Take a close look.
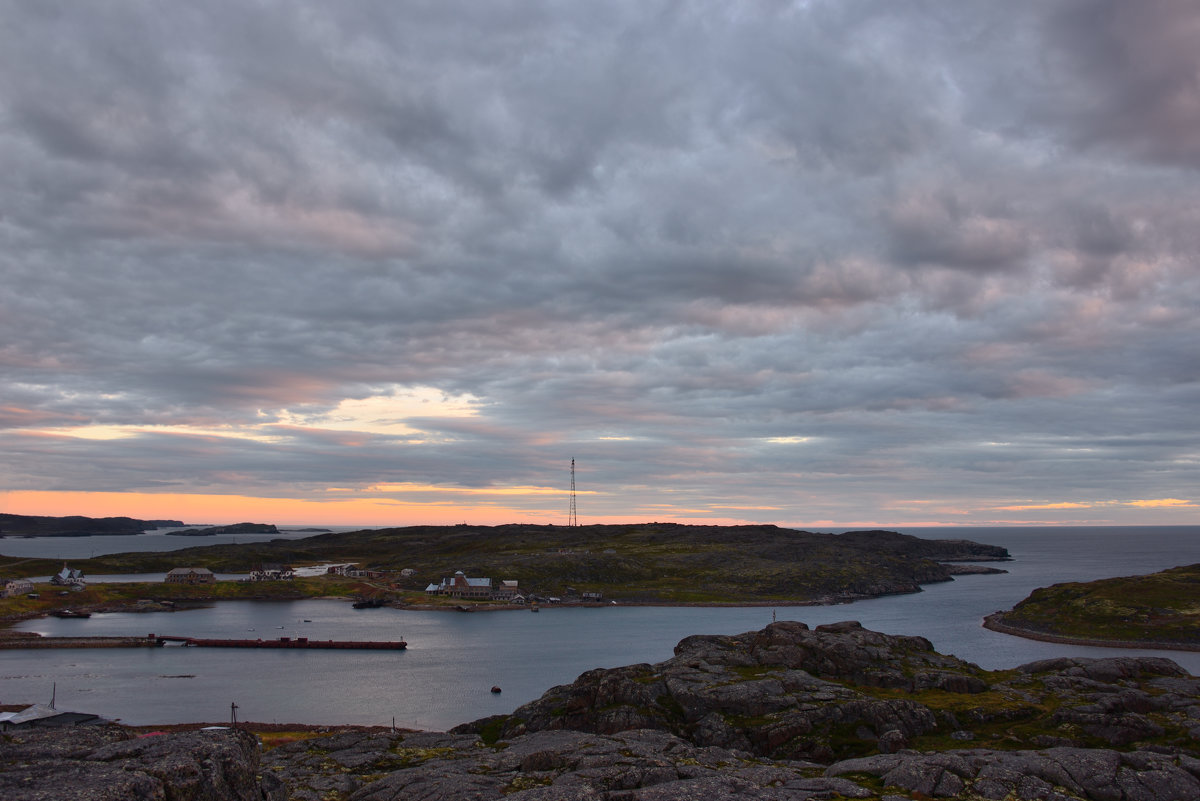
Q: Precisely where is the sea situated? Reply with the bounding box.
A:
[2,525,1199,731]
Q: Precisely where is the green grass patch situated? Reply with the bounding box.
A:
[1003,564,1200,645]
[2,522,1008,607]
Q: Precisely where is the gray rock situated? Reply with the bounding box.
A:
[10,623,1200,801]
[826,746,1200,801]
[0,726,262,801]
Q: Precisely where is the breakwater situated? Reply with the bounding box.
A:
[0,633,407,650]
[152,634,407,649]
[0,635,156,649]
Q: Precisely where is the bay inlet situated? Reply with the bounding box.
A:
[4,525,1199,730]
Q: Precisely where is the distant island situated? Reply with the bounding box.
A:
[0,513,186,538]
[986,563,1200,651]
[165,523,281,537]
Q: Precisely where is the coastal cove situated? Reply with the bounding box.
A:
[3,525,1200,730]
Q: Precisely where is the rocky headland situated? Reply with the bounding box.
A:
[987,564,1200,651]
[7,621,1200,800]
[0,513,186,538]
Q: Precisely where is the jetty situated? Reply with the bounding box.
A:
[149,634,407,650]
[0,633,406,650]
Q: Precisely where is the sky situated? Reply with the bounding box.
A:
[1,0,1198,529]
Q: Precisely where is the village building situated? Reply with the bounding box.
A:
[250,563,295,581]
[425,570,492,598]
[492,580,520,601]
[0,704,102,732]
[50,565,85,587]
[164,567,216,585]
[325,564,367,577]
[1,577,34,598]
[582,591,604,602]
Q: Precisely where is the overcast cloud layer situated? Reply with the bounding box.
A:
[1,0,1198,527]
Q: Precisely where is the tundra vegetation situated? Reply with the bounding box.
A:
[1,523,1008,618]
[995,563,1200,647]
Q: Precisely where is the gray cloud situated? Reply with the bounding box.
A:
[1,0,1197,526]
[1042,0,1200,167]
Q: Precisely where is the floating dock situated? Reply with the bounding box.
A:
[149,634,406,650]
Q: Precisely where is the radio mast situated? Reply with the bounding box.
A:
[568,459,578,526]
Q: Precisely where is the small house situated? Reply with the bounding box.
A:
[50,565,85,587]
[250,563,295,581]
[0,704,102,732]
[1,577,34,598]
[492,580,520,600]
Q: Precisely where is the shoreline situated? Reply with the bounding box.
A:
[0,595,880,649]
[982,611,1200,653]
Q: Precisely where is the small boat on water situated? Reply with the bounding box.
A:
[50,609,91,619]
[530,602,539,613]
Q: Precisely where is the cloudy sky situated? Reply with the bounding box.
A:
[2,0,1198,529]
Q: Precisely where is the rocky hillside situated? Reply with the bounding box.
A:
[6,622,1200,800]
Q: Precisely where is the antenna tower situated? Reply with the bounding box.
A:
[568,459,578,526]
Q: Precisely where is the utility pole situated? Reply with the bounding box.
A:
[568,459,578,527]
[231,702,239,728]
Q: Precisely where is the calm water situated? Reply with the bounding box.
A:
[3,526,1200,730]
[0,526,365,560]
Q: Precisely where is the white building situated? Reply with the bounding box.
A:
[50,565,85,587]
[250,563,295,581]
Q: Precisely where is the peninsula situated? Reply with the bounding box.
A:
[0,523,1008,615]
[0,513,185,538]
[986,563,1200,651]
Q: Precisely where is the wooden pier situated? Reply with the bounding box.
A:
[149,634,407,650]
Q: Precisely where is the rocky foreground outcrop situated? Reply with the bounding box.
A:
[0,725,264,800]
[7,621,1200,800]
